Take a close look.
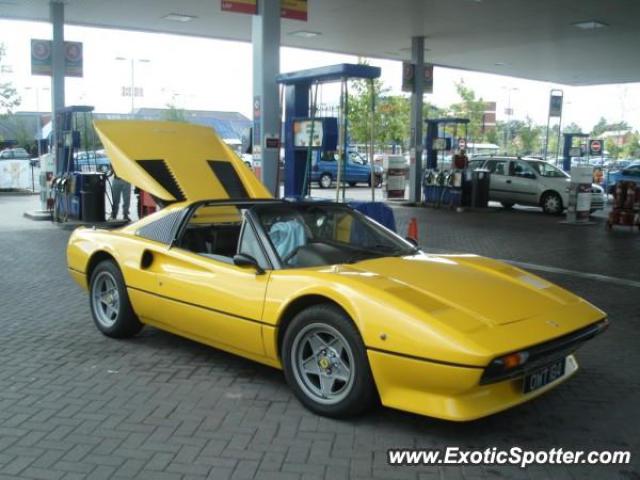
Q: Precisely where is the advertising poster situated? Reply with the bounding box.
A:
[31,39,83,77]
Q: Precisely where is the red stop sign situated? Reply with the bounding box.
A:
[590,140,602,154]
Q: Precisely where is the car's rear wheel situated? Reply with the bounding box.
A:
[89,260,142,338]
[541,191,563,215]
[348,181,357,187]
[501,202,514,209]
[319,173,332,189]
[282,304,376,418]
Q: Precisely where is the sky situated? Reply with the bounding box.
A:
[1,18,639,133]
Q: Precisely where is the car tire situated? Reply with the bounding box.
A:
[282,304,376,418]
[541,191,563,215]
[348,181,357,187]
[501,202,515,209]
[89,260,142,338]
[319,173,332,189]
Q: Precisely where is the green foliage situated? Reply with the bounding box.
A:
[0,114,36,149]
[562,122,582,134]
[163,103,188,123]
[377,95,410,147]
[448,80,487,141]
[620,132,640,158]
[516,117,542,155]
[342,68,638,160]
[591,117,631,137]
[347,74,389,149]
[0,44,21,114]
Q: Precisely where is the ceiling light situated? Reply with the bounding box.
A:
[572,20,608,30]
[162,13,197,22]
[289,30,321,38]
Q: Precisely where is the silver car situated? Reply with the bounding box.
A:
[469,156,605,214]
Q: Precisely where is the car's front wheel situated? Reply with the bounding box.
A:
[541,191,563,215]
[319,173,332,189]
[501,201,514,209]
[89,259,142,338]
[282,304,376,418]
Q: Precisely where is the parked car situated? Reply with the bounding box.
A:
[74,150,111,173]
[602,161,640,193]
[311,151,383,188]
[468,156,605,214]
[0,147,30,160]
[603,159,633,171]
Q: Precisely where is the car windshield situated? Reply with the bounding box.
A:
[252,203,417,268]
[527,161,569,178]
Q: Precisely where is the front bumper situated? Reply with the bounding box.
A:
[368,349,579,422]
[368,318,607,421]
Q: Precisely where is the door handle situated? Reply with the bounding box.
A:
[506,179,512,184]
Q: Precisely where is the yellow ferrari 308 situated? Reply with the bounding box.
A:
[67,120,608,421]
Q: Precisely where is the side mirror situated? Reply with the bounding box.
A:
[233,253,265,275]
[405,236,419,248]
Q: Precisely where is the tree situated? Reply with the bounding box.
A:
[620,131,640,158]
[563,122,582,134]
[448,80,487,142]
[591,117,609,137]
[515,116,542,155]
[163,103,187,123]
[377,95,410,149]
[0,44,20,114]
[347,74,389,149]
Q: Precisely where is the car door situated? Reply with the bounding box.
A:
[146,209,270,357]
[348,152,370,183]
[508,160,540,205]
[315,152,338,178]
[484,159,510,202]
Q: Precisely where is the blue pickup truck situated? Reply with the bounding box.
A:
[310,151,383,188]
[603,160,640,193]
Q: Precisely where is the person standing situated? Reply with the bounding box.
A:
[110,174,131,221]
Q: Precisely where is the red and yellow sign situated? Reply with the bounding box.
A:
[221,0,307,21]
[221,0,256,15]
[281,0,307,20]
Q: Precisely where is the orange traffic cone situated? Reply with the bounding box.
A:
[407,217,418,242]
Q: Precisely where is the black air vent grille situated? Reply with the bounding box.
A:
[137,159,185,201]
[208,160,249,199]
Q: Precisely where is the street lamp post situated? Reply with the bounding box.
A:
[25,86,50,157]
[502,86,518,154]
[115,57,150,114]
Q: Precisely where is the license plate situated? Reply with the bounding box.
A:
[523,358,566,393]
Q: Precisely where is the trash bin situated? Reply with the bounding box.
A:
[79,173,105,222]
[471,168,490,208]
[461,169,473,207]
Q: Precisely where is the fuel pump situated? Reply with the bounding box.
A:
[51,106,107,223]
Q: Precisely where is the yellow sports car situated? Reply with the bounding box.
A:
[67,120,608,421]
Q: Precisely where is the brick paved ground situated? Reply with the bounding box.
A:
[0,193,638,479]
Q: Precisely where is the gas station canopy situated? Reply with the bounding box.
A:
[2,0,639,86]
